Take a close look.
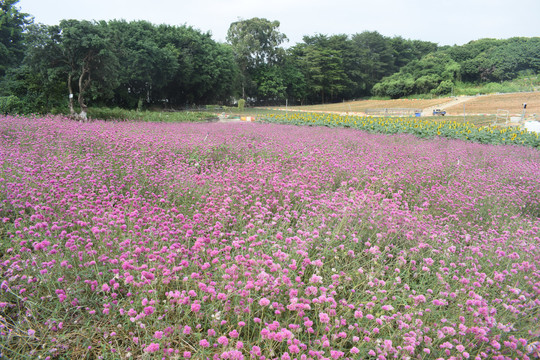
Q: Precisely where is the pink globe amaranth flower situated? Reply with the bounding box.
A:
[143,306,154,316]
[199,339,210,347]
[251,345,261,356]
[191,303,201,312]
[144,343,159,353]
[289,344,300,354]
[183,351,191,358]
[217,336,228,346]
[27,329,36,337]
[350,347,359,354]
[154,331,163,339]
[319,312,330,323]
[259,298,270,306]
[102,283,110,292]
[229,329,239,338]
[141,271,155,280]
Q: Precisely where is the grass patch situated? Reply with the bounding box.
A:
[87,107,217,122]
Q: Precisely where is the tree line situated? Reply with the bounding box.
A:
[373,37,540,98]
[1,0,539,116]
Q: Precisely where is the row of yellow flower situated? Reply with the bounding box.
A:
[262,113,539,148]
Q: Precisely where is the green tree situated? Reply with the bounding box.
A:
[293,35,355,103]
[491,38,540,81]
[155,25,238,106]
[0,0,32,77]
[253,64,286,101]
[226,18,287,99]
[372,75,415,99]
[389,37,438,69]
[1,23,66,113]
[414,74,441,94]
[374,52,460,97]
[29,20,120,119]
[281,55,307,104]
[351,31,396,90]
[303,45,348,103]
[432,79,453,95]
[107,20,178,109]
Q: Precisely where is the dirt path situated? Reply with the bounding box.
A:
[421,96,474,116]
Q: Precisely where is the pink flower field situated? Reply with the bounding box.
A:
[1,115,540,360]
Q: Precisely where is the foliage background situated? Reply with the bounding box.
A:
[0,1,539,113]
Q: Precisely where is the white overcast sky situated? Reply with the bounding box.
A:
[17,0,540,47]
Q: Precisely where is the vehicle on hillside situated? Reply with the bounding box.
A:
[433,109,446,116]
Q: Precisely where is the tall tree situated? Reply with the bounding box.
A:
[292,35,351,103]
[226,17,287,99]
[107,20,178,109]
[3,23,66,112]
[31,20,120,119]
[351,31,396,90]
[253,64,286,101]
[0,0,32,77]
[155,25,238,106]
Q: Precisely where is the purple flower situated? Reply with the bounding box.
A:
[217,336,228,346]
[144,343,159,353]
[319,312,330,323]
[199,339,210,347]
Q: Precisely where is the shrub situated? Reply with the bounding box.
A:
[237,99,246,112]
[0,96,23,114]
[432,80,453,95]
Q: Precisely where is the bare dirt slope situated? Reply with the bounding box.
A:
[422,96,474,116]
[282,92,540,117]
[443,92,540,116]
[288,98,455,114]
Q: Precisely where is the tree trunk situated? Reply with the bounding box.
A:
[67,73,75,115]
[77,93,87,121]
[78,66,90,121]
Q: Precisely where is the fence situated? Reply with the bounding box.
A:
[365,108,422,116]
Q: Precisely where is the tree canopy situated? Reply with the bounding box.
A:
[0,9,538,114]
[226,17,288,99]
[374,37,540,98]
[0,0,32,77]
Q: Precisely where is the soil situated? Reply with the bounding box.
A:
[443,92,540,117]
[287,98,455,114]
[280,92,540,118]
